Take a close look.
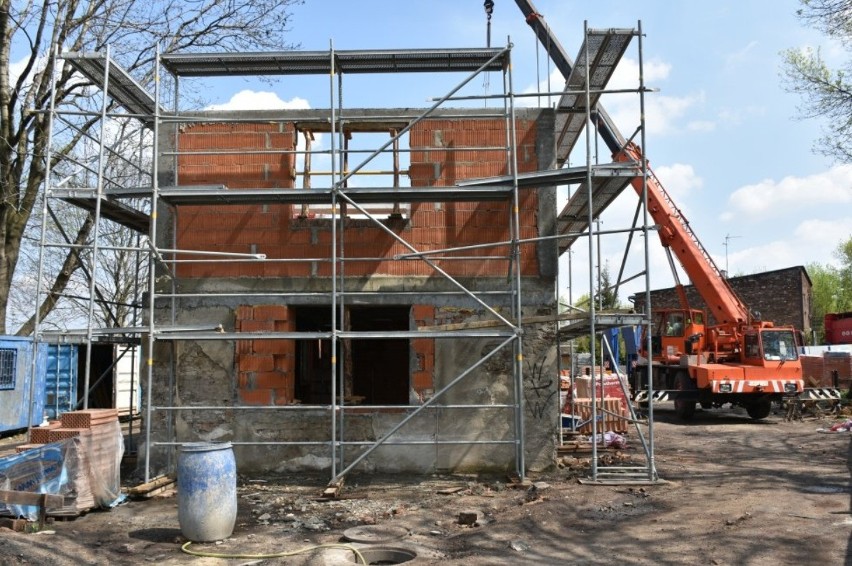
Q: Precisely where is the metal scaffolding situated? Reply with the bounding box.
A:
[510,14,659,482]
[39,42,540,484]
[35,18,659,486]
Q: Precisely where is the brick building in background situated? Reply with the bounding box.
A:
[633,266,852,389]
[148,108,560,474]
[632,266,813,337]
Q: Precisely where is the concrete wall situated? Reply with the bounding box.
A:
[145,108,559,476]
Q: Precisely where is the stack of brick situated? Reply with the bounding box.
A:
[24,409,123,514]
[573,373,631,414]
[15,421,63,450]
[570,398,629,434]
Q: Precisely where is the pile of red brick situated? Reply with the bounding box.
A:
[19,409,123,514]
[569,398,629,434]
[20,408,119,448]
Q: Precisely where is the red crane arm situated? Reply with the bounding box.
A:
[616,144,751,327]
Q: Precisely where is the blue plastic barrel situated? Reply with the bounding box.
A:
[177,441,237,541]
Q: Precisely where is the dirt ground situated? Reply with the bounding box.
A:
[1,404,851,566]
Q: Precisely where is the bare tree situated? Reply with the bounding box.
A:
[1,0,303,334]
[783,0,852,162]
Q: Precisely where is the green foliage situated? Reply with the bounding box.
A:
[783,1,852,162]
[561,265,626,358]
[808,235,852,342]
[836,237,852,296]
[598,263,620,310]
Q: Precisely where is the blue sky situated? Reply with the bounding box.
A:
[139,1,852,302]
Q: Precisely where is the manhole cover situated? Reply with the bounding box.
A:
[342,525,411,544]
[346,546,417,565]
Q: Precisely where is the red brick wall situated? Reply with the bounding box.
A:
[174,116,542,279]
[408,118,540,277]
[801,352,852,389]
[411,305,436,397]
[176,122,297,278]
[235,305,295,405]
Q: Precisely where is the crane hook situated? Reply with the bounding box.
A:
[484,0,495,47]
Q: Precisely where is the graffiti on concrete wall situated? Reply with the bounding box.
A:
[524,354,555,420]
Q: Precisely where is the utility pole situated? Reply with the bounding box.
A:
[723,233,740,277]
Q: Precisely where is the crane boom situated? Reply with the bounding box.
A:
[616,146,750,326]
[514,0,750,327]
[511,1,833,420]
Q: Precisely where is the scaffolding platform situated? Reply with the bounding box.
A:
[555,28,635,164]
[53,189,150,233]
[63,52,163,125]
[160,48,508,77]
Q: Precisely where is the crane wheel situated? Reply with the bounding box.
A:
[674,372,697,421]
[746,398,772,420]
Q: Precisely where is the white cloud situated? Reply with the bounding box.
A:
[653,163,703,200]
[793,217,852,249]
[206,90,310,111]
[724,164,852,218]
[727,216,852,276]
[606,86,706,138]
[603,57,709,136]
[608,57,671,89]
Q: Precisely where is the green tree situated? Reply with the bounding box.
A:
[807,236,852,342]
[836,236,852,301]
[808,262,842,343]
[1,0,303,334]
[564,265,625,359]
[597,263,620,310]
[782,0,852,162]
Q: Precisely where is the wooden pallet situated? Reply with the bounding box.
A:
[0,490,66,530]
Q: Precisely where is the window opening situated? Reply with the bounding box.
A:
[0,348,17,390]
[762,330,797,361]
[297,127,411,220]
[664,312,685,337]
[293,305,410,405]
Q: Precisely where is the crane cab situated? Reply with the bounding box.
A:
[642,308,706,364]
[742,328,799,366]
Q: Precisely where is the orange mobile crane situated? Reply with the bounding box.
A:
[515,0,810,419]
[616,146,803,420]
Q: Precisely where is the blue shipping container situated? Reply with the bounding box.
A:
[44,343,79,420]
[0,337,48,433]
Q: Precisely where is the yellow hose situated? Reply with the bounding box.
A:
[180,540,368,563]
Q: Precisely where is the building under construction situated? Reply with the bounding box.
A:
[35,7,657,486]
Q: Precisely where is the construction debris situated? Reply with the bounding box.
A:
[817,419,852,433]
[126,475,176,499]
